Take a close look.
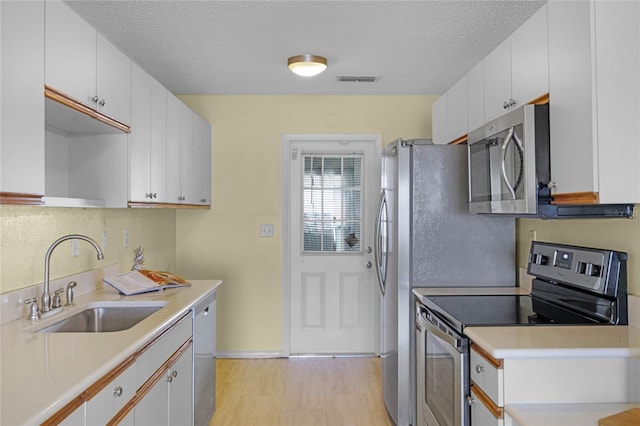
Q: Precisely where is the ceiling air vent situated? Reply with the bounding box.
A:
[337,76,378,83]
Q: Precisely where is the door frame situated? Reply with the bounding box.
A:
[281,134,382,357]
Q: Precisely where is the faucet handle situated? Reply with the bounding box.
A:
[65,281,77,307]
[52,289,64,309]
[24,298,40,321]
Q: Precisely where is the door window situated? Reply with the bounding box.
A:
[302,155,362,253]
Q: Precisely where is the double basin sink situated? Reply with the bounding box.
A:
[27,301,168,333]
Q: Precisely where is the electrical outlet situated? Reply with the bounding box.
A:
[260,224,275,238]
[71,240,79,257]
[102,231,108,251]
[124,229,129,248]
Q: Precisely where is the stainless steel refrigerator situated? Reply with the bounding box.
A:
[375,139,515,426]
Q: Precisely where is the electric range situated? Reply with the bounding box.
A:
[424,241,628,333]
[415,241,628,426]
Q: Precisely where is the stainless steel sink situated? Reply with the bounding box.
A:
[36,303,165,333]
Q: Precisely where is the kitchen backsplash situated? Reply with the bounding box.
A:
[0,264,119,325]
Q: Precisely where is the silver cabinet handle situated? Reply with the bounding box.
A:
[113,386,123,397]
[467,395,476,406]
[365,261,372,269]
[91,96,99,104]
[365,246,372,254]
[503,101,510,109]
[476,364,485,374]
[166,370,178,382]
[99,99,106,107]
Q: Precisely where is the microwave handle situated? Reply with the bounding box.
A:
[500,127,524,199]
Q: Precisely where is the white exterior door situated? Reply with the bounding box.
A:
[284,135,381,355]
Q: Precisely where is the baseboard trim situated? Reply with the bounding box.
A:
[216,351,285,359]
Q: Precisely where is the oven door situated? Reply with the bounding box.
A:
[420,307,469,426]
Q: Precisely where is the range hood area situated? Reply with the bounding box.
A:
[43,95,129,208]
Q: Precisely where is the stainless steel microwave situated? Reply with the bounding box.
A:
[468,104,551,215]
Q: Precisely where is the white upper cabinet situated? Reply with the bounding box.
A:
[483,38,513,122]
[431,94,447,145]
[432,4,548,144]
[432,76,468,145]
[484,4,549,122]
[467,61,485,133]
[548,0,640,204]
[510,4,549,111]
[130,64,167,203]
[191,113,213,206]
[45,0,131,125]
[166,93,183,204]
[1,0,45,200]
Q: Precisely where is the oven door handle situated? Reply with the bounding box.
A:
[425,319,464,351]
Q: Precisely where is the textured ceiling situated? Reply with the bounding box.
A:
[66,0,546,96]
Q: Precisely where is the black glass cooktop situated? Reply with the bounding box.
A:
[424,294,604,334]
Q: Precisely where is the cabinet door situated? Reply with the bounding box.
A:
[85,364,136,425]
[130,63,152,202]
[150,78,168,202]
[592,0,640,203]
[431,94,447,145]
[96,33,131,124]
[1,0,45,197]
[179,103,194,204]
[166,93,183,204]
[467,61,485,132]
[59,404,85,426]
[446,76,468,143]
[510,4,548,107]
[548,0,597,195]
[135,376,169,426]
[190,113,212,205]
[483,38,512,122]
[168,345,193,426]
[45,0,96,106]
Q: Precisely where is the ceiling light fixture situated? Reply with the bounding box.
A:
[287,54,327,77]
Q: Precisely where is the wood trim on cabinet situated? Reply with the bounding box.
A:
[128,201,210,209]
[107,339,193,426]
[449,134,468,145]
[552,192,599,205]
[471,382,504,419]
[40,356,137,426]
[471,343,503,369]
[44,85,131,133]
[528,92,550,105]
[41,311,192,425]
[0,192,44,205]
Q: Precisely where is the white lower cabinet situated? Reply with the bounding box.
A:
[43,313,193,426]
[134,344,193,426]
[85,364,137,425]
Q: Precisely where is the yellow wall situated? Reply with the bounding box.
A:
[0,205,176,293]
[176,95,437,353]
[517,215,640,296]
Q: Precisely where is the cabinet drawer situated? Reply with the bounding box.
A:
[136,313,192,388]
[470,346,504,406]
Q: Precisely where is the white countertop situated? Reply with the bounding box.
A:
[507,403,640,426]
[465,325,640,359]
[0,279,221,426]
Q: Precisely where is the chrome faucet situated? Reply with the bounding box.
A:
[42,234,104,313]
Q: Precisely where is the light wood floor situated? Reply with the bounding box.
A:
[209,357,394,426]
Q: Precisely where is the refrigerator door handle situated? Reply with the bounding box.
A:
[374,190,387,295]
